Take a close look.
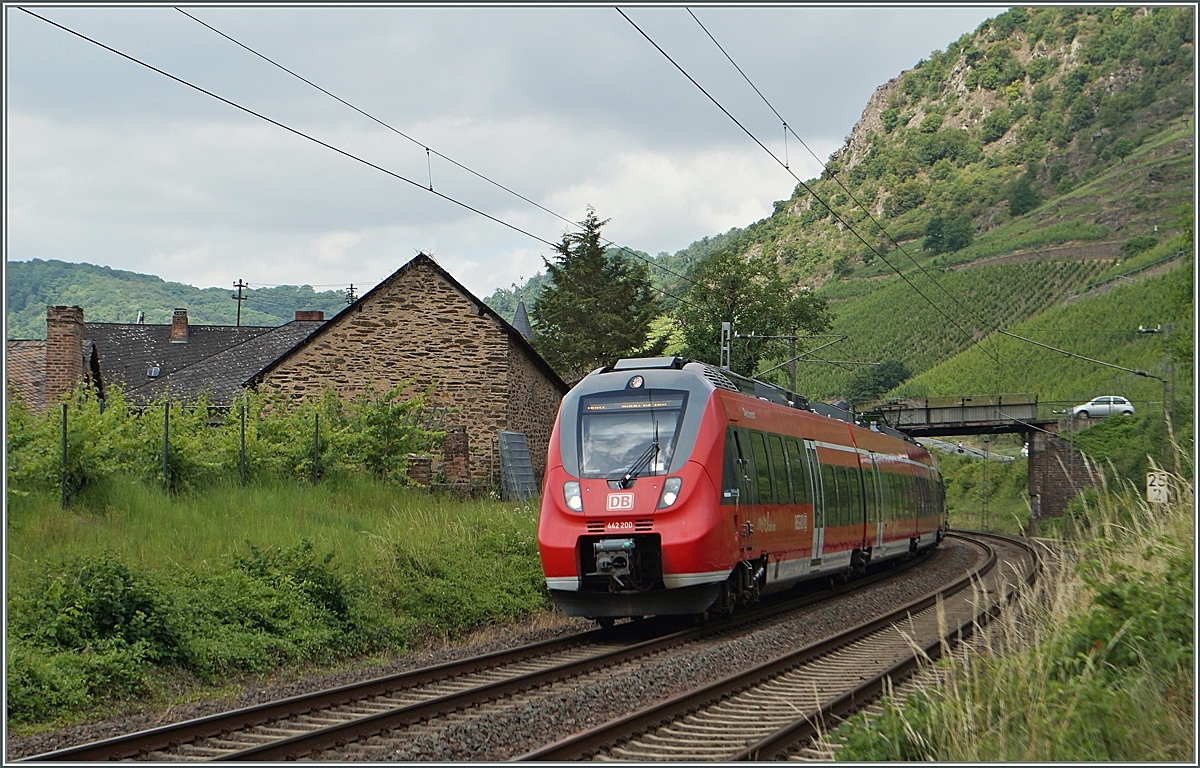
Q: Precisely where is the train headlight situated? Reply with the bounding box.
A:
[658,477,683,509]
[563,481,583,512]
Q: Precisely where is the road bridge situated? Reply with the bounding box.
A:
[865,394,1057,438]
[863,394,1093,523]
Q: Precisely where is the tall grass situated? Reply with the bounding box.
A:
[5,477,548,727]
[833,456,1194,761]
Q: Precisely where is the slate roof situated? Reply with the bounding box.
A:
[84,323,272,400]
[135,320,325,405]
[6,339,46,411]
[512,300,534,340]
[247,254,568,394]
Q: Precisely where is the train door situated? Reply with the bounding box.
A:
[868,457,884,550]
[804,440,824,564]
[731,428,755,555]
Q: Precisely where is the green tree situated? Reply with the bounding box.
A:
[1008,176,1041,216]
[676,250,830,375]
[944,214,976,252]
[846,359,911,405]
[924,216,946,253]
[529,209,662,378]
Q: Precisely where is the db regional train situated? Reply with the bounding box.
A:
[537,357,947,622]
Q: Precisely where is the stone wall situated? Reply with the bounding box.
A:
[1028,432,1099,519]
[257,256,561,487]
[506,336,563,485]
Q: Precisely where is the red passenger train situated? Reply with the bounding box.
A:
[537,357,947,621]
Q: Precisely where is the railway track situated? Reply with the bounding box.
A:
[20,545,953,762]
[518,531,1038,761]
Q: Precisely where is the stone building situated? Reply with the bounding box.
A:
[8,254,567,487]
[6,306,323,410]
[247,253,567,484]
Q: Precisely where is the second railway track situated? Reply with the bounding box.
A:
[520,531,1038,762]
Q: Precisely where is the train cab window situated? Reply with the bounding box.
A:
[750,431,774,504]
[822,463,840,525]
[769,435,791,503]
[787,439,812,506]
[578,389,687,478]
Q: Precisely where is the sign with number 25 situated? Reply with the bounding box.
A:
[1146,472,1169,504]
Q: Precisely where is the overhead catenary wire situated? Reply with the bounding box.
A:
[686,7,998,335]
[175,7,699,292]
[21,7,703,313]
[618,7,999,365]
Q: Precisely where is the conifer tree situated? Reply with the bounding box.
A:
[530,208,662,379]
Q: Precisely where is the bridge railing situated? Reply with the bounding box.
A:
[869,394,1039,427]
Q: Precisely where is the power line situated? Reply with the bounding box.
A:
[618,7,998,365]
[19,7,559,249]
[20,7,702,314]
[688,7,993,335]
[686,8,1137,373]
[175,7,698,292]
[682,7,1004,355]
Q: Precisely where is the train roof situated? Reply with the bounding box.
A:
[602,357,913,444]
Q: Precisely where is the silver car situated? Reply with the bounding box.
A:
[1072,396,1135,419]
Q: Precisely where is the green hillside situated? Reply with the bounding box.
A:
[491,7,1193,405]
[894,260,1192,407]
[6,260,349,339]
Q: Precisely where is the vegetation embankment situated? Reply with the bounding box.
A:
[833,458,1193,761]
[6,387,549,731]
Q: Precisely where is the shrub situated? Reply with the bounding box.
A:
[1122,235,1158,256]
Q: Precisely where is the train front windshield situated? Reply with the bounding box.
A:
[578,390,688,478]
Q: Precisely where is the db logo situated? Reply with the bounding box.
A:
[606,492,635,511]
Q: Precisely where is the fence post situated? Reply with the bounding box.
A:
[313,413,320,485]
[240,402,247,487]
[61,403,68,509]
[162,402,170,489]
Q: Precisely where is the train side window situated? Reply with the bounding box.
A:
[844,466,859,526]
[769,435,791,503]
[864,459,878,525]
[837,465,853,526]
[750,431,774,504]
[850,464,865,524]
[787,438,811,506]
[878,471,890,522]
[822,463,839,526]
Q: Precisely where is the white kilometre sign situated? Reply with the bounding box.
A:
[1146,471,1169,504]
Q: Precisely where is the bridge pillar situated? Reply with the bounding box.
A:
[1027,432,1099,520]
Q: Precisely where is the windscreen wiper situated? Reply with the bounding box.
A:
[613,422,659,489]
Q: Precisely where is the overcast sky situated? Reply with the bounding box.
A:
[6,5,1005,299]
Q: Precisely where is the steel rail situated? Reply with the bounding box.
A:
[208,550,940,761]
[19,628,610,762]
[516,533,1016,761]
[735,532,1038,760]
[21,545,942,762]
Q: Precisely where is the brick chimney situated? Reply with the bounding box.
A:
[45,305,85,404]
[294,310,325,321]
[170,308,189,343]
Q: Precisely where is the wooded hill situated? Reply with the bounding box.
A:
[6,260,349,340]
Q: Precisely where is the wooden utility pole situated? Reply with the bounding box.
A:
[232,279,247,326]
